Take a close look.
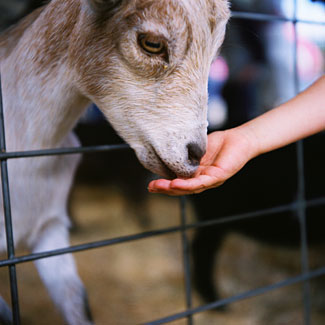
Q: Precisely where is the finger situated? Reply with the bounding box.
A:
[148,166,227,195]
[172,173,223,190]
[200,132,225,165]
[165,179,225,195]
[148,178,204,196]
[147,179,189,195]
[148,185,191,196]
[148,179,172,191]
[148,179,225,196]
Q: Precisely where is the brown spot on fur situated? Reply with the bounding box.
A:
[207,0,230,34]
[31,1,80,75]
[67,0,196,99]
[123,1,193,62]
[209,2,218,33]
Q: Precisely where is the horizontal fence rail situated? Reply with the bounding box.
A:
[144,266,325,325]
[1,196,325,268]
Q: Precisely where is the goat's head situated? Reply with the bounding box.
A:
[72,0,230,178]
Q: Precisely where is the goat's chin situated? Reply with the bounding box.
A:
[154,166,197,180]
[132,145,198,180]
[139,157,177,180]
[142,158,197,180]
[155,165,178,180]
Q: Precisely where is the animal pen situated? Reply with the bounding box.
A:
[0,0,325,324]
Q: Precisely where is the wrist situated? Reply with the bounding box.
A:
[230,123,262,160]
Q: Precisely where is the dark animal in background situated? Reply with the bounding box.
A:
[190,133,325,304]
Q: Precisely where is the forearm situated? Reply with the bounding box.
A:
[236,75,325,157]
[148,76,325,195]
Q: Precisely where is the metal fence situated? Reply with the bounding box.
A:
[1,2,325,324]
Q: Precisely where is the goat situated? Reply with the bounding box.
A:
[0,0,230,323]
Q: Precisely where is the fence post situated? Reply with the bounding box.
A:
[180,196,193,324]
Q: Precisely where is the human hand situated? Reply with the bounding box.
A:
[148,127,257,195]
[149,76,325,196]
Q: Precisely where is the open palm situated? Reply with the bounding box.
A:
[148,128,256,196]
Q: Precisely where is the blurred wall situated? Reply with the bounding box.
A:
[0,0,44,32]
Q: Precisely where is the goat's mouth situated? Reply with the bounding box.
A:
[152,148,177,180]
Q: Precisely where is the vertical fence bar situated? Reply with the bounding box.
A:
[0,74,21,325]
[292,2,311,324]
[296,146,311,325]
[180,196,193,325]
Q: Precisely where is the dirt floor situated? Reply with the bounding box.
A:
[1,183,325,325]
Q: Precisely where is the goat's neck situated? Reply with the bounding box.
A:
[3,69,89,152]
[1,0,90,151]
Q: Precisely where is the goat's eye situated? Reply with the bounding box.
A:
[138,34,165,55]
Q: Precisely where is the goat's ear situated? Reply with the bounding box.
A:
[87,0,122,15]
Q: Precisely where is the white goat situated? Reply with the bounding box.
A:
[0,0,230,323]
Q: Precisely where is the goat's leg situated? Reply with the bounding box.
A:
[0,296,12,325]
[31,221,93,325]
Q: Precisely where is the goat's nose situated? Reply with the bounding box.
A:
[187,142,206,167]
